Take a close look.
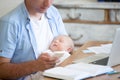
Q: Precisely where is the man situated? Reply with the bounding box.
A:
[0,0,67,80]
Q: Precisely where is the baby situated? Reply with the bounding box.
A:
[45,35,74,65]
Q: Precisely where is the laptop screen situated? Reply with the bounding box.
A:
[107,28,120,66]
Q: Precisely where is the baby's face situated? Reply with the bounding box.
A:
[49,36,69,51]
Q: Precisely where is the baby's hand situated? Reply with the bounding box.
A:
[52,51,64,58]
[41,52,60,64]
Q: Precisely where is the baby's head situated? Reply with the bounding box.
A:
[49,35,74,53]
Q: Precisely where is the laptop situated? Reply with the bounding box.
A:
[73,28,120,67]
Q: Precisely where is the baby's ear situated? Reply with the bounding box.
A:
[67,48,73,53]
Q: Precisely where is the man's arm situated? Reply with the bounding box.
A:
[0,53,57,79]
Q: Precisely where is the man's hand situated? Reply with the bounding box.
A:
[0,53,59,79]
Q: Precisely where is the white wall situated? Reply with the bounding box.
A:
[0,0,23,17]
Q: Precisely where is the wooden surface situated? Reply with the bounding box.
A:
[44,41,120,80]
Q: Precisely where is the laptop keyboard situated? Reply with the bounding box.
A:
[73,53,109,64]
[90,57,109,65]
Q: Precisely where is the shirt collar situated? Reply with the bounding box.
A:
[20,2,31,22]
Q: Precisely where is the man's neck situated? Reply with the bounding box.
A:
[30,13,43,20]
